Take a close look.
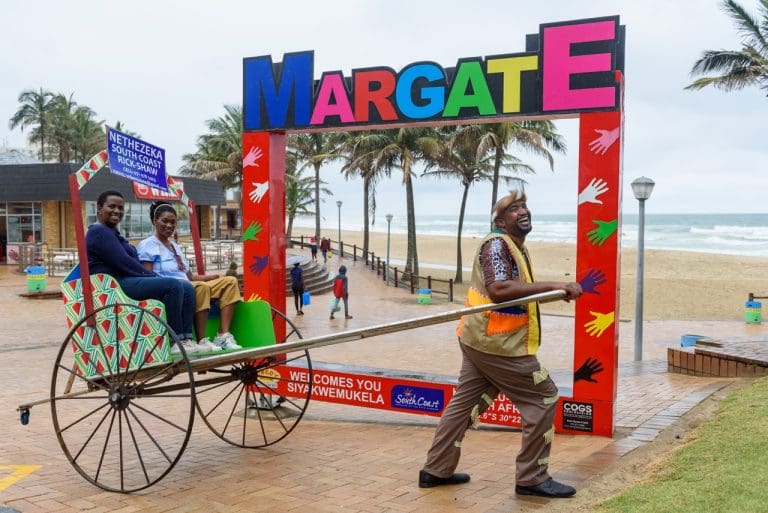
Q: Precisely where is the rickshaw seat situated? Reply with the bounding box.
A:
[60,265,172,378]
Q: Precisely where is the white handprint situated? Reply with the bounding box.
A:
[578,178,610,205]
[588,127,620,155]
[249,181,269,203]
[243,146,263,168]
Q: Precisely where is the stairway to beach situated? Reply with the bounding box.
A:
[285,252,334,295]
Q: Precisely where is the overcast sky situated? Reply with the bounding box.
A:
[1,1,765,219]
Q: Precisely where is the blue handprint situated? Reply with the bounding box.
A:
[249,255,268,275]
[579,268,607,295]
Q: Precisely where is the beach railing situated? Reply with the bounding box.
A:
[293,235,455,302]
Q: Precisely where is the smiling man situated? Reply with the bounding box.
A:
[419,190,583,499]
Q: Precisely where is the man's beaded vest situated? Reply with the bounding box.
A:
[457,231,541,357]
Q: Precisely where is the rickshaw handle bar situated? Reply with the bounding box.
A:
[199,289,567,368]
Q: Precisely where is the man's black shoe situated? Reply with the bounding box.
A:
[515,478,576,498]
[418,470,470,488]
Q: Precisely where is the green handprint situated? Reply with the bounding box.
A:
[243,221,262,242]
[586,219,617,246]
[584,310,615,338]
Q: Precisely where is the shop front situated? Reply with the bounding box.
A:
[0,162,226,265]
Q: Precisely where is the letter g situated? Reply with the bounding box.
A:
[396,63,445,119]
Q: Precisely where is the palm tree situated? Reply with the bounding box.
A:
[70,107,104,163]
[8,88,55,161]
[48,93,78,163]
[465,121,566,217]
[687,0,768,95]
[285,155,332,244]
[422,126,532,283]
[350,127,439,277]
[288,133,345,243]
[340,130,390,255]
[182,105,243,189]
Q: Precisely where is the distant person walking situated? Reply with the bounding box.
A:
[329,265,352,320]
[309,236,318,261]
[291,261,305,315]
[320,237,331,264]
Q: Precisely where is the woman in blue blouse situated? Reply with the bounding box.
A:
[86,190,196,353]
[137,202,242,353]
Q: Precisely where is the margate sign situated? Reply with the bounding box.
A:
[243,16,625,131]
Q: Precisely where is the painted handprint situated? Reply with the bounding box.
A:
[243,146,263,168]
[248,181,269,203]
[587,219,617,247]
[578,178,609,205]
[242,221,262,242]
[574,357,604,383]
[588,127,620,155]
[584,310,615,338]
[249,255,269,275]
[579,268,607,295]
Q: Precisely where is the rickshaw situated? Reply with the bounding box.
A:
[17,149,563,493]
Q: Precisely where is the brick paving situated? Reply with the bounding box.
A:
[0,255,759,512]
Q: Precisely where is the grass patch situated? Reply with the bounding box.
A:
[599,377,768,513]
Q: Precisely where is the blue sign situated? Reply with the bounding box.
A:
[391,385,443,413]
[106,127,167,191]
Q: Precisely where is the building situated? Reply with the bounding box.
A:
[0,161,226,264]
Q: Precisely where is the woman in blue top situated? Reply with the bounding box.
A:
[290,261,304,315]
[85,190,196,352]
[137,202,242,353]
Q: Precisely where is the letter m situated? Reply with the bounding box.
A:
[243,51,313,130]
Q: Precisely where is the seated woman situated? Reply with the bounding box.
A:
[137,201,242,351]
[86,190,196,354]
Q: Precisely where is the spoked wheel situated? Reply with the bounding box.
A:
[51,303,195,492]
[194,308,313,448]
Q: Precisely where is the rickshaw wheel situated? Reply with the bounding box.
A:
[51,303,196,493]
[194,307,312,448]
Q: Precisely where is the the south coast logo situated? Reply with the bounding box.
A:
[391,385,443,413]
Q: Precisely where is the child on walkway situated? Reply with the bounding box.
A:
[330,265,352,320]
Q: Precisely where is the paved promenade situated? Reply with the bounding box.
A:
[0,255,760,512]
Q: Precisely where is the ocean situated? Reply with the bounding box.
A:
[292,213,768,258]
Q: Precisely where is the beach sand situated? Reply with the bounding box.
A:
[298,228,768,321]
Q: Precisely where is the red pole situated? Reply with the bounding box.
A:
[69,174,94,317]
[187,199,205,275]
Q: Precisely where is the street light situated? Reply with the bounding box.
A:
[631,176,655,361]
[385,214,393,285]
[336,200,343,257]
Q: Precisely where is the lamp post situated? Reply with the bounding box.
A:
[385,214,393,285]
[631,176,655,361]
[336,200,342,257]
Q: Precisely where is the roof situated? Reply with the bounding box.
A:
[0,163,226,205]
[0,149,40,165]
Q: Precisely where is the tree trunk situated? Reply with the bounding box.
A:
[404,169,418,278]
[286,214,295,245]
[362,176,370,254]
[313,162,321,241]
[455,182,469,284]
[490,146,503,229]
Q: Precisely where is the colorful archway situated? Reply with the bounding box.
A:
[241,15,625,436]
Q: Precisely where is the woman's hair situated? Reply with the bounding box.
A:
[97,190,123,208]
[149,201,177,221]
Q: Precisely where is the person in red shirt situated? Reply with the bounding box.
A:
[329,265,352,320]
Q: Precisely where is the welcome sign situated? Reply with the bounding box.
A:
[243,16,624,131]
